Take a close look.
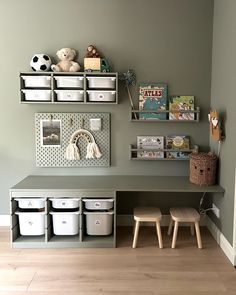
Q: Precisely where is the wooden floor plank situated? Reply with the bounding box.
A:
[0,226,235,294]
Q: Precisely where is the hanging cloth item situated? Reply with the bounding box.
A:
[65,129,102,160]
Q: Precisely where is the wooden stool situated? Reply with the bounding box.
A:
[132,207,163,249]
[168,207,202,249]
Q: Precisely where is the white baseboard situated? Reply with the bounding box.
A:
[0,215,10,226]
[206,215,235,265]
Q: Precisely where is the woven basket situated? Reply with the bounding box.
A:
[190,152,217,185]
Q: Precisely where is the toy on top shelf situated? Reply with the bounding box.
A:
[51,48,81,72]
[30,54,52,72]
[84,44,110,72]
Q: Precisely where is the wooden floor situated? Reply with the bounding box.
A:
[0,226,235,294]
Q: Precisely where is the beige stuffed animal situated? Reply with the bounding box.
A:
[51,48,81,72]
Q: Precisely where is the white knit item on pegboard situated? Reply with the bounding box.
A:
[65,143,80,160]
[86,142,102,159]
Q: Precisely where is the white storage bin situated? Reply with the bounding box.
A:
[87,77,116,89]
[50,211,80,235]
[50,198,80,209]
[87,91,116,102]
[15,198,45,209]
[83,199,114,210]
[55,76,84,88]
[84,211,114,236]
[22,75,51,88]
[16,211,45,236]
[22,89,51,101]
[55,90,84,102]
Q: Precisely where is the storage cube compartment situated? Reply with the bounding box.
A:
[87,76,116,89]
[83,198,114,210]
[50,198,80,209]
[15,212,45,236]
[21,75,51,88]
[55,90,84,102]
[84,211,114,236]
[50,211,80,235]
[55,76,84,88]
[87,91,116,102]
[15,198,45,209]
[22,89,51,101]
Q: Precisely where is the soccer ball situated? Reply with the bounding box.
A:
[30,54,52,72]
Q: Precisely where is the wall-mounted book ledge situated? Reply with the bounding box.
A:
[129,144,198,161]
[130,107,200,122]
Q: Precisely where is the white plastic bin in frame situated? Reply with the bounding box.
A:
[55,90,84,102]
[84,211,114,236]
[15,211,45,236]
[50,211,80,235]
[21,75,51,88]
[55,76,84,88]
[22,89,51,101]
[15,198,45,209]
[49,198,80,209]
[87,76,116,89]
[83,199,114,210]
[87,91,116,102]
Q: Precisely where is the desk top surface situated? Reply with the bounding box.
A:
[10,175,225,193]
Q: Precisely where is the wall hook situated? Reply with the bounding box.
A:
[70,118,73,127]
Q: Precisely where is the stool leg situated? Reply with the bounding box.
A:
[190,224,195,236]
[195,222,202,249]
[168,218,173,235]
[171,221,179,249]
[156,221,163,249]
[132,220,140,248]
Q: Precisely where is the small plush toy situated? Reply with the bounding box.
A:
[85,45,101,58]
[51,48,81,72]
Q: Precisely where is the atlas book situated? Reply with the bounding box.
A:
[169,96,195,120]
[165,135,190,159]
[137,136,164,159]
[139,83,167,120]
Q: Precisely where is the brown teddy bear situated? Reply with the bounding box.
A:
[85,45,101,58]
[51,48,81,72]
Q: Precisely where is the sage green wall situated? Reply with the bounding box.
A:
[210,0,236,245]
[0,0,213,214]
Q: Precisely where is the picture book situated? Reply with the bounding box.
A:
[139,83,167,120]
[169,96,195,120]
[165,135,190,159]
[137,136,164,159]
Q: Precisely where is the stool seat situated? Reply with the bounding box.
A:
[134,207,162,222]
[168,207,202,249]
[170,207,200,222]
[132,207,163,249]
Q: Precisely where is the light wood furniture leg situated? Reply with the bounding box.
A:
[190,224,195,236]
[172,221,179,248]
[156,221,163,248]
[132,220,140,248]
[168,218,173,235]
[195,221,202,249]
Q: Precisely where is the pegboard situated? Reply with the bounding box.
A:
[35,113,110,167]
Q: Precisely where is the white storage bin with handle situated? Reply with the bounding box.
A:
[55,76,84,88]
[87,77,116,89]
[87,91,116,102]
[55,90,84,102]
[49,198,80,209]
[84,211,114,236]
[22,75,51,88]
[16,211,45,236]
[15,198,45,209]
[22,90,51,101]
[83,198,114,210]
[50,211,80,235]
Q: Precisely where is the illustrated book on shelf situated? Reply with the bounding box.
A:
[169,96,195,120]
[137,136,164,159]
[139,83,167,120]
[165,135,190,159]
